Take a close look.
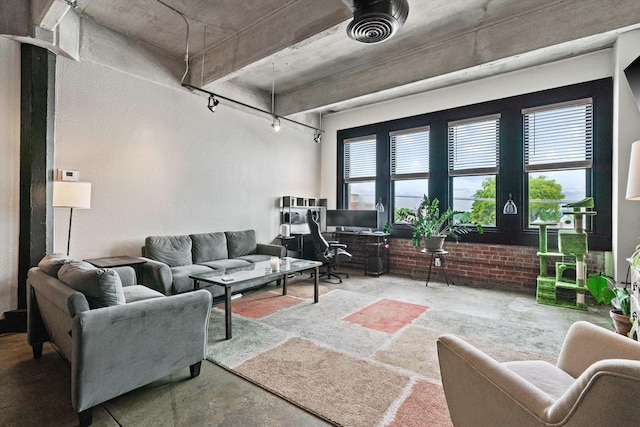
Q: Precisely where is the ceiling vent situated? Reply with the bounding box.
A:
[346,0,409,44]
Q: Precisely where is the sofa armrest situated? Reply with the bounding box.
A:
[556,321,640,377]
[27,268,90,360]
[546,358,640,424]
[27,277,51,348]
[71,289,212,413]
[141,257,173,295]
[437,334,555,426]
[256,243,285,258]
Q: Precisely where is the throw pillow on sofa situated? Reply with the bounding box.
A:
[145,235,193,267]
[57,261,126,309]
[225,230,257,258]
[38,253,71,276]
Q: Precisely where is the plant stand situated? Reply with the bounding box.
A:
[422,249,449,286]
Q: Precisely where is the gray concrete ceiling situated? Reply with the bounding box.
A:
[74,0,640,116]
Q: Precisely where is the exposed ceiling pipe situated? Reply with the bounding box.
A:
[343,0,409,44]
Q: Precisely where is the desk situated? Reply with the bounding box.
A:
[334,231,389,276]
[276,235,298,256]
[421,249,449,286]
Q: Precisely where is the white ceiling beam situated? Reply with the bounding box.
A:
[189,1,350,88]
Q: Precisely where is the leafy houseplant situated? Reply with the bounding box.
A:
[586,273,631,336]
[629,244,640,269]
[406,195,482,249]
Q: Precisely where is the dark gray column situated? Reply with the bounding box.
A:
[17,44,55,311]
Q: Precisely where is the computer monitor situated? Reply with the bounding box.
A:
[325,209,378,229]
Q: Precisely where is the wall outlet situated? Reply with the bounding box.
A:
[434,257,441,267]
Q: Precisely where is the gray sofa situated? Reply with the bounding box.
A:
[27,254,212,427]
[142,229,286,298]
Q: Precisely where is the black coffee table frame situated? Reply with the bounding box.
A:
[190,259,321,340]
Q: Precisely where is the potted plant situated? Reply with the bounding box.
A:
[405,195,482,251]
[586,273,631,336]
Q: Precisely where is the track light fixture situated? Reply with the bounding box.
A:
[314,112,323,143]
[184,83,322,140]
[270,64,281,132]
[271,116,281,132]
[207,94,219,113]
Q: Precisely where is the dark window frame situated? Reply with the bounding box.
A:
[336,79,613,251]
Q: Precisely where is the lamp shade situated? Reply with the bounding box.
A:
[53,181,92,208]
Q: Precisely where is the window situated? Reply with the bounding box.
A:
[523,99,592,227]
[336,79,612,250]
[390,126,430,221]
[448,115,500,227]
[344,135,376,210]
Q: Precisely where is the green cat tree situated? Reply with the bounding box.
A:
[536,197,596,310]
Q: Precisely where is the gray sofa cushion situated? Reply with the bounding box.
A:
[123,285,165,303]
[225,230,257,258]
[57,261,126,309]
[198,259,251,270]
[38,253,71,276]
[146,235,193,267]
[191,232,228,263]
[171,264,213,294]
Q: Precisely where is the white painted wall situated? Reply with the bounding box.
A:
[53,57,321,258]
[613,29,640,280]
[0,37,21,315]
[321,48,640,278]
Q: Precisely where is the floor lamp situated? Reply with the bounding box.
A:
[53,181,92,256]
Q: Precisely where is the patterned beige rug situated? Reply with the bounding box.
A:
[236,337,413,426]
[206,281,559,426]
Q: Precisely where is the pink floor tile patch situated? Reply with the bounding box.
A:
[217,291,301,318]
[388,380,453,427]
[343,299,428,333]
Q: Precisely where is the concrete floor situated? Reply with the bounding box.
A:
[0,268,612,426]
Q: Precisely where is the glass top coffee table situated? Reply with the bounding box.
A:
[190,258,322,340]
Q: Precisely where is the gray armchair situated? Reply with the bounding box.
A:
[27,258,212,427]
[437,321,640,426]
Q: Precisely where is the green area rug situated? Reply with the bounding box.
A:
[205,279,607,426]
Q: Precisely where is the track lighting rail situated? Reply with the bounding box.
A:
[182,83,324,135]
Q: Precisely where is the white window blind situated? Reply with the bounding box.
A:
[448,114,500,176]
[390,126,430,180]
[523,98,593,172]
[344,136,376,182]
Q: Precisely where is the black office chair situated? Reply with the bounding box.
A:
[306,209,352,282]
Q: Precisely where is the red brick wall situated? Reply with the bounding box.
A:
[339,235,606,293]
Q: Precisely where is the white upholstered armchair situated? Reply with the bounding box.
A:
[437,321,640,426]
